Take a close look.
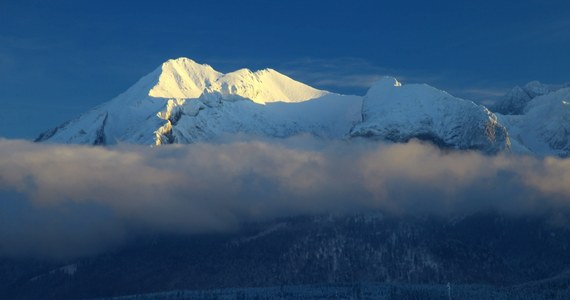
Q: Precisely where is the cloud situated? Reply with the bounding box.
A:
[0,137,569,259]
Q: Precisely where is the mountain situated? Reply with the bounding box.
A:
[131,57,328,104]
[484,80,570,156]
[350,77,510,154]
[35,57,358,145]
[36,57,511,154]
[37,57,570,156]
[497,87,570,156]
[491,81,570,115]
[4,213,570,299]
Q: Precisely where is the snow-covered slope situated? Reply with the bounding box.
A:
[148,58,222,99]
[37,57,570,157]
[36,57,354,145]
[153,91,362,145]
[147,58,327,104]
[350,77,510,154]
[491,81,570,115]
[213,68,328,104]
[497,87,570,157]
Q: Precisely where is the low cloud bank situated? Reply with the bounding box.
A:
[0,137,569,259]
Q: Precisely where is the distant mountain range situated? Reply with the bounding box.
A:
[36,57,570,156]
[4,213,570,299]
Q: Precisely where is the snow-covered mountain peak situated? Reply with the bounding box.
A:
[351,77,510,154]
[214,67,329,104]
[364,77,459,107]
[35,57,337,145]
[523,81,549,98]
[498,86,570,156]
[490,85,532,115]
[148,57,223,99]
[360,77,404,104]
[370,76,402,89]
[37,57,570,157]
[491,80,570,115]
[141,57,328,104]
[507,85,530,100]
[163,57,214,69]
[523,80,570,99]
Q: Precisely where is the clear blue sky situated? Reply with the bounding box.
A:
[1,0,569,138]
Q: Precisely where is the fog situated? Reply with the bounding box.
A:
[1,137,569,259]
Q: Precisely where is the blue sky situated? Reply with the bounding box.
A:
[1,0,570,138]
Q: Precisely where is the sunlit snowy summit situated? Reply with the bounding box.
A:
[36,57,569,156]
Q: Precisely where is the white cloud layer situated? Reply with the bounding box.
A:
[0,137,569,259]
